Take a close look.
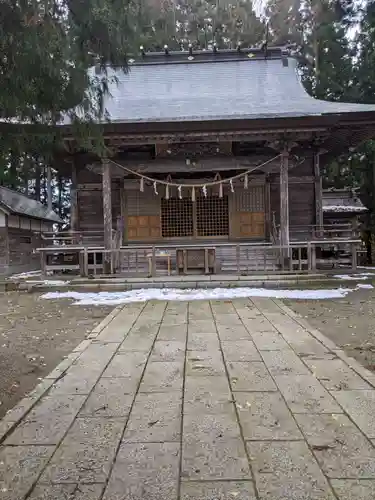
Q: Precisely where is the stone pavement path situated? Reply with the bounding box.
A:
[2,298,375,500]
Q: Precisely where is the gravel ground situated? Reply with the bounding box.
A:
[0,292,112,418]
[284,286,375,371]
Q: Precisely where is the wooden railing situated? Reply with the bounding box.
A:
[41,230,111,246]
[290,223,358,241]
[35,238,360,277]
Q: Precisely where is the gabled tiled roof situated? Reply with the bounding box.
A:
[323,189,368,213]
[0,186,62,223]
[90,47,375,123]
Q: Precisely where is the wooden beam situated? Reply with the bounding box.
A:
[102,158,113,274]
[120,181,126,245]
[70,160,79,232]
[46,165,52,211]
[271,175,314,184]
[280,152,290,252]
[265,178,271,241]
[314,152,323,233]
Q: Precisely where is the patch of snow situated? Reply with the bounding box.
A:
[21,279,70,286]
[41,287,357,306]
[356,284,374,289]
[43,280,70,286]
[322,205,367,212]
[334,273,375,280]
[9,270,42,280]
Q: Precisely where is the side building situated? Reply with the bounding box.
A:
[0,187,62,275]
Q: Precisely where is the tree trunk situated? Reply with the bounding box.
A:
[9,153,18,189]
[46,165,53,211]
[35,164,41,200]
[58,174,63,218]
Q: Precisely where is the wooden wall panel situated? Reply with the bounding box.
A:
[125,190,161,241]
[77,183,120,232]
[77,167,101,183]
[125,190,161,217]
[270,179,315,233]
[127,215,161,240]
[233,186,265,212]
[293,158,314,176]
[232,212,265,238]
[289,183,314,227]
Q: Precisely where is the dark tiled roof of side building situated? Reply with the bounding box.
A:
[0,186,62,223]
[88,47,375,123]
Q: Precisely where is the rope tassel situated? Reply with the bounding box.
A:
[153,181,158,195]
[191,186,195,202]
[178,185,182,199]
[219,182,223,198]
[140,177,144,192]
[244,174,248,189]
[165,184,169,199]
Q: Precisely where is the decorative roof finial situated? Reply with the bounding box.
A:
[140,45,145,57]
[164,44,169,55]
[188,43,193,57]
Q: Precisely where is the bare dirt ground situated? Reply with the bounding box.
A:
[285,286,375,372]
[0,292,112,418]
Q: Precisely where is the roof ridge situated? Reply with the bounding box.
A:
[0,184,38,202]
[0,185,62,223]
[123,46,290,67]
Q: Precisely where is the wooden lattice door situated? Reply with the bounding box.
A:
[231,186,266,239]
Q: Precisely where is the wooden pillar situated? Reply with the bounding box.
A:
[314,152,323,234]
[102,158,112,274]
[280,151,290,254]
[46,165,52,211]
[70,159,79,233]
[120,180,126,245]
[265,177,271,241]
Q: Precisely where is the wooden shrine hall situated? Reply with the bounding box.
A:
[42,46,375,276]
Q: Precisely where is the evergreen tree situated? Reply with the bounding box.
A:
[137,0,264,51]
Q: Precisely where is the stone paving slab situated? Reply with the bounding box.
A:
[180,481,257,500]
[2,297,375,499]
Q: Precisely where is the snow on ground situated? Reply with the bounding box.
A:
[40,280,70,286]
[356,283,374,289]
[334,273,375,280]
[9,270,42,280]
[41,286,361,306]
